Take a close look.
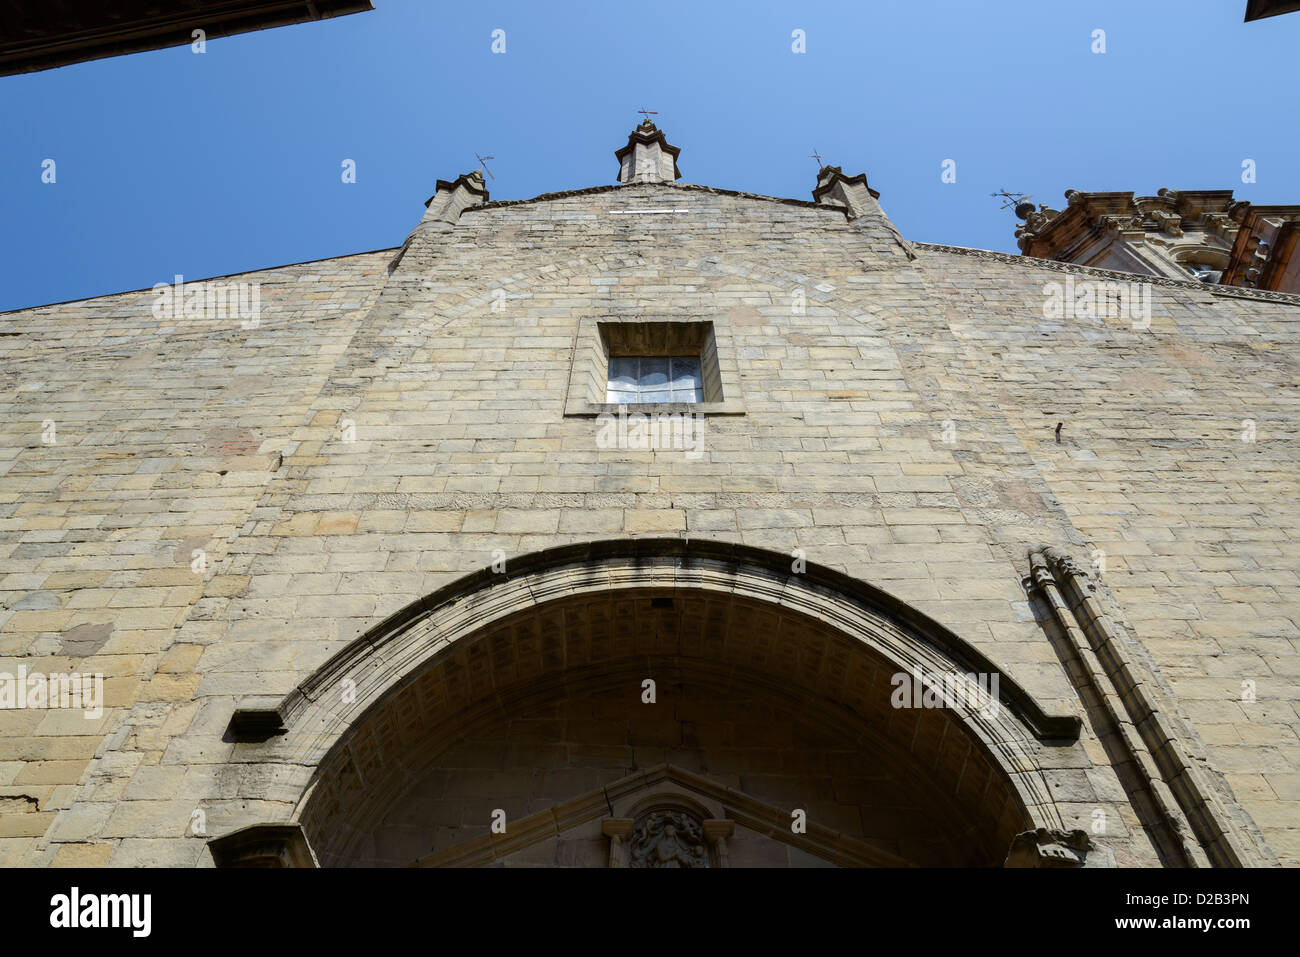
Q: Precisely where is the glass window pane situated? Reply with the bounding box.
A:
[608,357,639,391]
[669,357,701,390]
[607,355,706,405]
[640,357,670,388]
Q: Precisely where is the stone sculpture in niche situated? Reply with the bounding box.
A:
[628,810,711,868]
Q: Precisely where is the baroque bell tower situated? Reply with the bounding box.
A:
[1014,187,1299,293]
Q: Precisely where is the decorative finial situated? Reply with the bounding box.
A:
[615,117,681,184]
[474,153,495,180]
[809,149,824,166]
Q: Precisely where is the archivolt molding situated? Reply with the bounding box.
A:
[298,655,1027,867]
[224,539,1082,842]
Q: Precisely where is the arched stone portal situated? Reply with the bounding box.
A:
[218,539,1088,867]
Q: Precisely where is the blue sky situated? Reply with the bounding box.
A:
[2,0,1297,312]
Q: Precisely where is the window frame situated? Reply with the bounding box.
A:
[605,355,705,405]
[563,317,745,417]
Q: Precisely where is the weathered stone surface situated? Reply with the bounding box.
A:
[0,127,1296,867]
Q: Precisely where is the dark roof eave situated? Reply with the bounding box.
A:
[0,1,374,77]
[1245,0,1300,21]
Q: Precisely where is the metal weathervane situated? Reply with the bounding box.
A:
[991,189,1034,215]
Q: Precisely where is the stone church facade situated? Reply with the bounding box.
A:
[1,121,1297,867]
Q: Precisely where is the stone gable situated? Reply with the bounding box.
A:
[0,136,1295,867]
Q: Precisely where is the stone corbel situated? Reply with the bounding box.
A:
[1151,210,1183,236]
[1202,211,1237,240]
[1096,214,1145,242]
[226,706,286,741]
[208,823,317,868]
[1005,828,1106,868]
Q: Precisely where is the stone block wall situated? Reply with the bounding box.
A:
[0,178,1295,866]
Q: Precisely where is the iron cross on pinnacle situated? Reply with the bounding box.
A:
[474,153,495,180]
[637,109,658,124]
[809,149,825,166]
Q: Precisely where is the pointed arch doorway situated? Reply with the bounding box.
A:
[217,539,1085,867]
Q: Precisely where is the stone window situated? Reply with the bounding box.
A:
[1175,250,1228,284]
[1184,261,1223,283]
[564,317,744,416]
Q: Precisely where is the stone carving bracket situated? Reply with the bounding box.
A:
[1005,828,1104,868]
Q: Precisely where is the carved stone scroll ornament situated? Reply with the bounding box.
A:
[628,810,711,868]
[1014,204,1061,243]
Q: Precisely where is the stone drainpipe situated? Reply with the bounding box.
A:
[1023,545,1266,867]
